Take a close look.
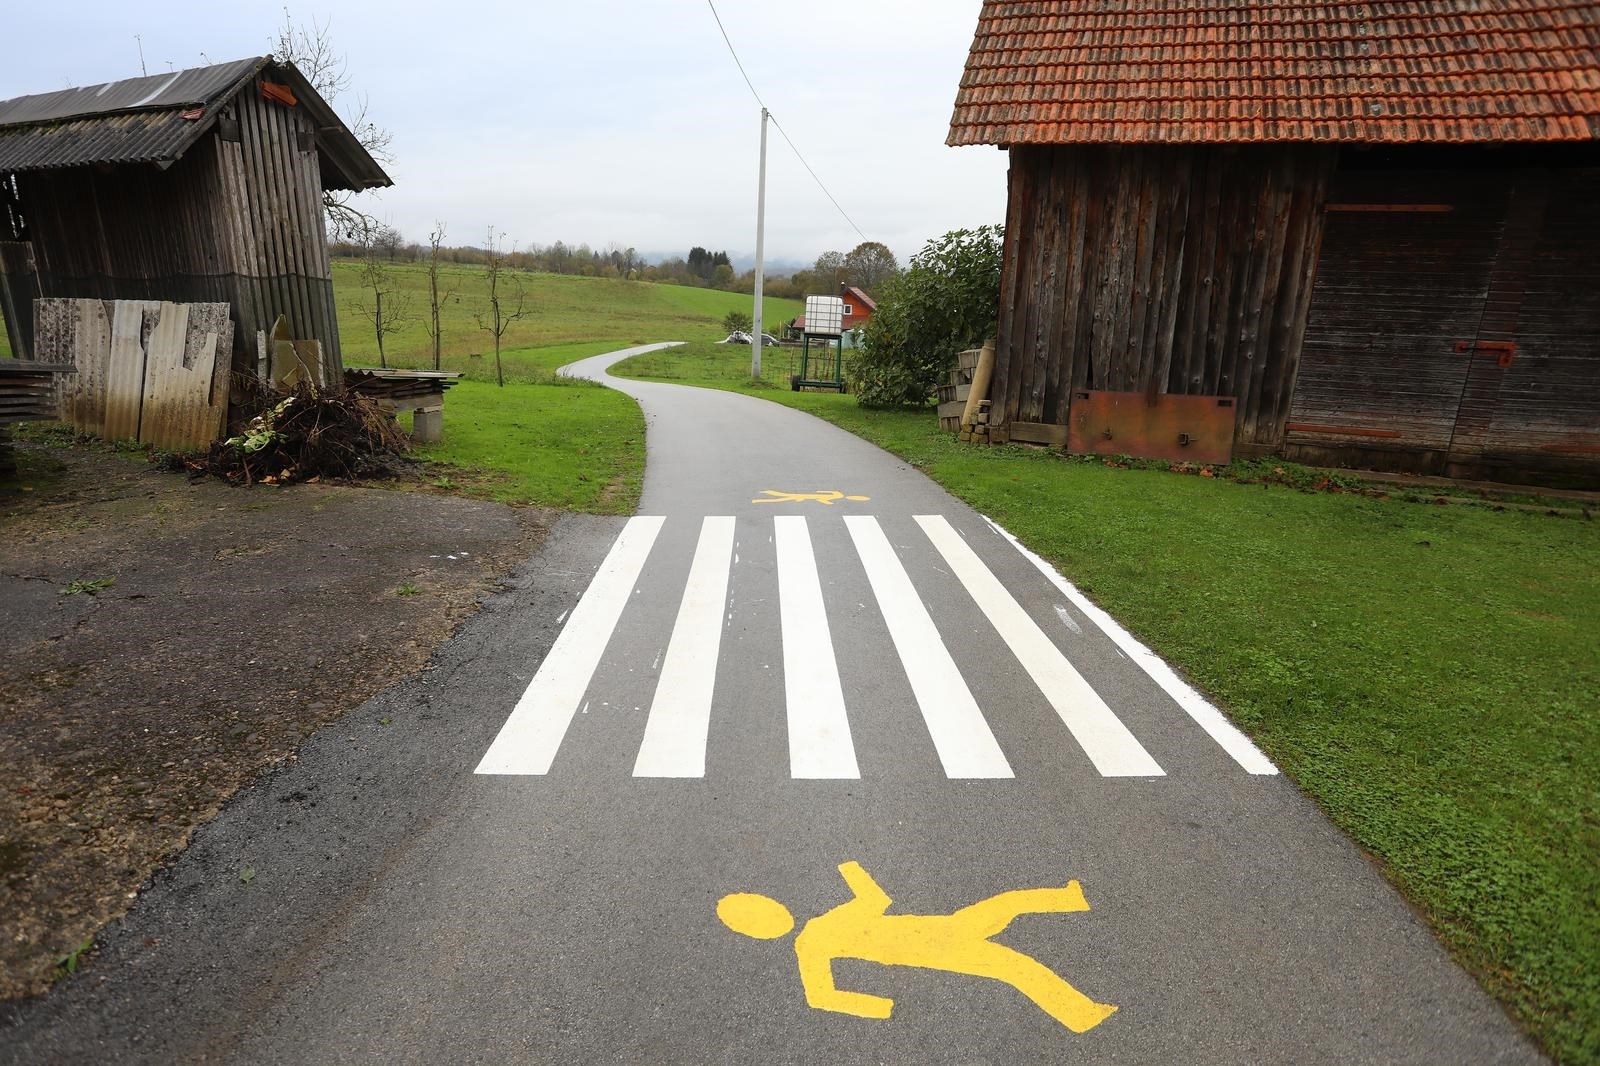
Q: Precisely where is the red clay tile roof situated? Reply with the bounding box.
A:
[948,0,1600,145]
[842,285,878,311]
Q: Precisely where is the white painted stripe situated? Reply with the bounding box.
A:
[633,517,736,778]
[844,516,1013,779]
[774,516,859,779]
[916,515,1165,778]
[475,515,665,775]
[980,515,1279,775]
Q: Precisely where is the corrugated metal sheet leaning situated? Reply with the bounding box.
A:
[32,298,233,451]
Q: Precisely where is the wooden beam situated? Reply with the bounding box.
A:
[1009,421,1071,447]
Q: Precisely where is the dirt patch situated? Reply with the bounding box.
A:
[0,440,547,1000]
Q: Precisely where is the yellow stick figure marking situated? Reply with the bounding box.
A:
[717,861,1117,1033]
[751,489,871,505]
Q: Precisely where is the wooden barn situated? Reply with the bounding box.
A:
[0,56,390,378]
[949,1,1600,487]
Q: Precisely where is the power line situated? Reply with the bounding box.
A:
[767,115,867,243]
[703,0,868,244]
[704,0,766,111]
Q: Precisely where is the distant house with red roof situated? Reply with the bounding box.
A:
[950,0,1600,487]
[840,285,876,332]
[790,283,878,338]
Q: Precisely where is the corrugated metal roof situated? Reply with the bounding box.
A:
[0,109,217,173]
[0,58,263,126]
[948,0,1600,146]
[0,57,390,189]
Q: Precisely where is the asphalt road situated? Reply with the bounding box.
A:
[3,344,1541,1064]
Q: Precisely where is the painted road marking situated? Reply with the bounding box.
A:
[775,514,860,779]
[981,516,1279,776]
[475,515,665,775]
[916,515,1166,778]
[753,489,871,505]
[633,516,736,778]
[476,515,1269,779]
[844,515,1013,779]
[718,861,1116,1032]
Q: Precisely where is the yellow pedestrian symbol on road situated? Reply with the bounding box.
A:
[752,489,870,505]
[717,861,1117,1033]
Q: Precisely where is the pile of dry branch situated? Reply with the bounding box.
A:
[187,382,412,486]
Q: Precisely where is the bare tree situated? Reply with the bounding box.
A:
[425,221,458,372]
[475,227,533,388]
[351,224,415,369]
[274,9,394,241]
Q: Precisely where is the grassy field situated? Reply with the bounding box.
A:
[332,259,800,377]
[328,267,799,511]
[611,342,1600,1064]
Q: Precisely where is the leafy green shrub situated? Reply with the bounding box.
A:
[848,225,1003,408]
[721,310,753,335]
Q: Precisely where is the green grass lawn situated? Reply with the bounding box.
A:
[611,342,1600,1064]
[411,378,643,512]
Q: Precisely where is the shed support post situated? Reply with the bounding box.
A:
[411,396,444,443]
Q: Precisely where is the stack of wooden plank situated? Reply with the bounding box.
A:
[344,368,461,404]
[938,348,982,432]
[345,368,462,443]
[0,360,74,425]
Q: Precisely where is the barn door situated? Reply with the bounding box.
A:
[1286,172,1509,468]
[1447,171,1600,470]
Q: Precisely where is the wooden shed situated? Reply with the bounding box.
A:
[0,57,390,379]
[949,1,1600,487]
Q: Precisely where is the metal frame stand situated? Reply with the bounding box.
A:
[792,334,845,392]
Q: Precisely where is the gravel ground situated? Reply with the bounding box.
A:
[0,439,546,1000]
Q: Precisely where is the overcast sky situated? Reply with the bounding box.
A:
[6,1,1007,266]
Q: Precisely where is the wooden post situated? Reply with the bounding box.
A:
[960,340,996,435]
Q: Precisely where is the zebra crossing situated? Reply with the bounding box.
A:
[475,514,1277,780]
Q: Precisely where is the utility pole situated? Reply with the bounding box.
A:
[751,106,768,378]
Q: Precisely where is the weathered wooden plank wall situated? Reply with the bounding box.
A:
[991,144,1334,447]
[1454,169,1600,478]
[221,85,340,372]
[1286,166,1600,485]
[1287,172,1508,459]
[4,74,341,382]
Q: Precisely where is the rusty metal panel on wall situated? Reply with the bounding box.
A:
[1067,390,1237,465]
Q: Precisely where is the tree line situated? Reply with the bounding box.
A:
[330,230,901,302]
